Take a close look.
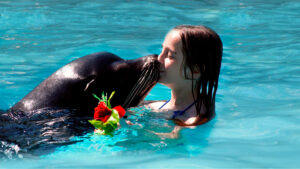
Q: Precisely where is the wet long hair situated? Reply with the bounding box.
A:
[173,25,223,121]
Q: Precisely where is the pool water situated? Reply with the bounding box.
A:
[1,0,300,168]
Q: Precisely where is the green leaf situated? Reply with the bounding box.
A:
[88,120,104,129]
[101,91,105,98]
[107,91,115,109]
[108,91,115,102]
[111,109,120,123]
[92,94,101,102]
[100,91,105,103]
[103,121,118,134]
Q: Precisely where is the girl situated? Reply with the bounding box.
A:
[146,25,223,128]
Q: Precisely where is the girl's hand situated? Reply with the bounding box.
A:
[151,126,182,139]
[125,119,134,125]
[124,119,143,128]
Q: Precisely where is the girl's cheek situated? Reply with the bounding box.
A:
[165,61,174,71]
[164,59,170,67]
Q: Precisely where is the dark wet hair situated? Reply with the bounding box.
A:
[173,25,223,121]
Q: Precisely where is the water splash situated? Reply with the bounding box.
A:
[0,108,93,159]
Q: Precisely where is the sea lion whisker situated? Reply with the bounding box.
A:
[123,67,154,107]
[122,69,151,107]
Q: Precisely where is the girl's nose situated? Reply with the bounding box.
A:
[158,52,164,64]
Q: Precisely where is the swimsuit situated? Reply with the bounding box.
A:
[159,99,197,119]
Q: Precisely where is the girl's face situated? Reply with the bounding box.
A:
[158,30,186,87]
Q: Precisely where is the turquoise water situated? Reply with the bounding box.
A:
[1,0,300,168]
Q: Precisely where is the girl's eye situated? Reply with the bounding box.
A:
[162,48,168,56]
[168,52,175,59]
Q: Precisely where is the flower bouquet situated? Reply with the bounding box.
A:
[88,91,126,135]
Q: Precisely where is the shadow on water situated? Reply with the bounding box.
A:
[0,108,93,159]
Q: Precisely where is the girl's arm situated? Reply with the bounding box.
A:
[153,126,183,139]
[152,117,209,139]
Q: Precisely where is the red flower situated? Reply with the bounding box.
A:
[94,102,111,123]
[113,106,126,118]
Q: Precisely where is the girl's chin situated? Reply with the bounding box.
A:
[158,77,166,83]
[158,79,169,86]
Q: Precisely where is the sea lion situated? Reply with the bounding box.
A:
[0,52,160,158]
[10,52,160,116]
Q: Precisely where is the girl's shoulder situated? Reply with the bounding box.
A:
[139,100,167,110]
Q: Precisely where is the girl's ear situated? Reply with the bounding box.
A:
[184,65,202,79]
[192,65,201,79]
[193,69,200,73]
[193,71,201,79]
[185,67,200,79]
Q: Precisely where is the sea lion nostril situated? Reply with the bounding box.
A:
[142,54,159,69]
[151,54,159,61]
